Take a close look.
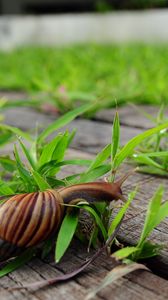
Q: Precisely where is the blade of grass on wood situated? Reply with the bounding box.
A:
[55,211,79,263]
[135,151,168,158]
[85,262,148,300]
[86,144,111,172]
[111,111,120,162]
[138,185,164,247]
[133,154,163,169]
[113,121,168,170]
[112,247,138,260]
[0,249,35,278]
[108,189,136,237]
[135,241,162,260]
[138,166,168,177]
[78,165,111,183]
[0,124,32,141]
[38,103,94,143]
[81,205,108,240]
[151,201,168,230]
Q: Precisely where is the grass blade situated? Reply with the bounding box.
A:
[0,249,35,278]
[78,165,111,183]
[39,159,91,176]
[38,132,70,173]
[112,247,138,260]
[38,103,94,143]
[113,121,168,170]
[55,211,79,263]
[0,124,32,141]
[0,179,14,195]
[111,111,120,162]
[18,138,36,170]
[87,144,111,172]
[135,241,162,260]
[85,262,148,300]
[152,201,168,229]
[133,154,163,170]
[0,157,16,172]
[134,151,168,158]
[81,205,108,240]
[138,166,168,177]
[48,132,70,175]
[0,131,13,146]
[108,189,136,237]
[14,145,33,192]
[138,185,164,247]
[31,170,51,191]
[38,135,62,166]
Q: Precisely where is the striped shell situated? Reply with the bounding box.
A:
[0,190,64,261]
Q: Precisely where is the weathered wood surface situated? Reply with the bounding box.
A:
[3,106,143,153]
[1,241,168,300]
[94,105,161,129]
[0,93,168,299]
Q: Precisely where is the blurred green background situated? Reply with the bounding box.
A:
[0,44,167,109]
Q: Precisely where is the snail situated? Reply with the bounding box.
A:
[0,174,128,262]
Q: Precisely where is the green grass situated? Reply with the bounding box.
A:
[0,44,168,106]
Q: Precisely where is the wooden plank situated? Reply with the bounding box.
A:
[64,241,168,299]
[1,91,167,130]
[3,107,53,130]
[0,91,27,100]
[65,119,142,154]
[3,107,143,154]
[0,240,168,300]
[95,105,168,129]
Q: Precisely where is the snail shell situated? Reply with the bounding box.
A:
[0,190,64,261]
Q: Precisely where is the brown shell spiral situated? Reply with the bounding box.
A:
[0,190,64,261]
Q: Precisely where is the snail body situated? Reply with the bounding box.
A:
[0,177,126,262]
[58,181,124,204]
